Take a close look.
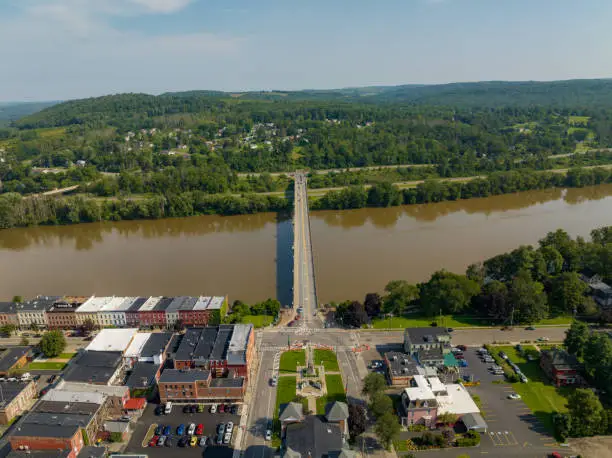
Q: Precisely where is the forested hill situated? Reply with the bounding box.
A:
[14,78,612,129]
[0,101,59,126]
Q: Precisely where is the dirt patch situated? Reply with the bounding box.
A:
[570,436,612,458]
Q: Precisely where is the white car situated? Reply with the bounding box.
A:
[210,404,217,414]
[508,393,521,400]
[224,431,232,444]
[187,423,196,435]
[226,421,234,433]
[265,429,272,441]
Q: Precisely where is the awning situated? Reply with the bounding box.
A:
[461,412,488,432]
[124,397,146,410]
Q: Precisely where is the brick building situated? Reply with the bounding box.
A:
[0,347,31,376]
[0,380,37,424]
[178,296,227,326]
[46,297,90,330]
[137,297,168,328]
[158,369,246,402]
[540,349,584,387]
[384,352,421,386]
[0,302,18,327]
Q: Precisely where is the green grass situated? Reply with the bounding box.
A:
[370,313,573,329]
[316,374,347,414]
[239,315,273,328]
[24,361,67,371]
[569,115,590,125]
[279,350,306,373]
[313,349,340,372]
[58,353,76,360]
[495,345,570,435]
[272,376,298,447]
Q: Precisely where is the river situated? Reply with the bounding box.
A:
[1,184,611,303]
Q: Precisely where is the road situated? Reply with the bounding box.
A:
[292,171,320,329]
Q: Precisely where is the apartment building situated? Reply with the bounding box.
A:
[165,296,198,328]
[0,302,18,327]
[158,369,246,402]
[98,297,137,328]
[16,297,59,328]
[179,296,227,326]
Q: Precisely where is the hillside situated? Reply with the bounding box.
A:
[0,101,59,126]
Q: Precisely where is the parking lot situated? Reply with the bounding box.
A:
[125,402,241,458]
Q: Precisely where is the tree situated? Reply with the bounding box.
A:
[436,412,458,426]
[508,270,548,323]
[549,272,588,315]
[441,427,455,446]
[583,333,612,391]
[80,319,97,336]
[369,392,393,418]
[474,280,510,322]
[567,389,604,437]
[364,293,382,318]
[383,280,419,316]
[374,412,401,450]
[0,324,16,337]
[39,330,67,358]
[20,336,30,346]
[362,373,387,399]
[553,412,572,441]
[419,270,480,315]
[348,403,367,438]
[336,301,368,328]
[564,320,589,359]
[11,296,23,303]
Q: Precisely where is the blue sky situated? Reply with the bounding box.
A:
[1,0,612,101]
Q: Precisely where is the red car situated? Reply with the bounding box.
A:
[455,354,465,360]
[196,424,204,435]
[149,435,159,447]
[457,345,467,351]
[219,404,225,413]
[550,453,562,458]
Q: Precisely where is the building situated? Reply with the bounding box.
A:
[62,351,124,386]
[125,362,163,391]
[281,404,352,458]
[171,324,254,377]
[74,297,114,327]
[178,296,228,326]
[165,296,198,328]
[581,272,612,308]
[103,421,130,442]
[52,381,130,416]
[136,297,166,328]
[8,399,103,458]
[46,297,90,330]
[85,328,138,354]
[0,380,37,424]
[139,332,172,364]
[98,297,137,328]
[157,369,246,402]
[0,302,19,327]
[404,327,451,355]
[125,298,148,328]
[0,347,31,376]
[540,349,584,387]
[279,402,304,428]
[384,352,420,386]
[123,333,152,368]
[16,297,59,329]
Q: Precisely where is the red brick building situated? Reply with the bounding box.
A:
[158,369,246,402]
[0,302,18,327]
[540,349,584,387]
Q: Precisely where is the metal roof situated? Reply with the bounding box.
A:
[207,296,225,310]
[158,369,211,383]
[41,389,106,405]
[193,296,211,311]
[0,381,34,408]
[138,296,162,312]
[153,297,174,311]
[124,333,152,358]
[85,328,138,353]
[76,296,115,313]
[127,297,148,312]
[140,332,172,358]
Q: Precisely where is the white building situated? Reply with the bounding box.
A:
[98,296,137,327]
[124,332,152,367]
[16,296,58,328]
[85,328,139,353]
[75,296,115,326]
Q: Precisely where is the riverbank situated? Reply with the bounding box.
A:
[1,167,611,230]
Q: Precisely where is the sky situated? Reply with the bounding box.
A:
[1,0,612,101]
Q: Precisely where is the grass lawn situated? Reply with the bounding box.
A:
[495,345,570,435]
[316,374,347,414]
[279,350,306,373]
[314,349,340,372]
[239,315,273,328]
[58,353,76,360]
[272,376,297,446]
[24,361,67,371]
[370,313,573,329]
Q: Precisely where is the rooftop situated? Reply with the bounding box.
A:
[138,296,162,312]
[0,381,34,409]
[85,328,138,353]
[35,400,101,416]
[62,351,123,385]
[140,332,172,358]
[404,327,450,344]
[193,296,211,311]
[542,349,582,368]
[210,377,245,388]
[42,389,106,405]
[166,296,198,313]
[285,416,343,458]
[385,352,419,378]
[76,296,116,313]
[7,450,71,458]
[16,296,59,313]
[101,296,138,312]
[125,362,161,389]
[436,384,480,416]
[153,297,174,311]
[208,296,225,310]
[127,297,148,312]
[159,369,211,384]
[56,381,128,398]
[124,333,152,359]
[0,302,16,314]
[0,347,31,372]
[11,410,94,439]
[280,402,303,422]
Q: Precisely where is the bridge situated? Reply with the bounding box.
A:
[292,171,320,328]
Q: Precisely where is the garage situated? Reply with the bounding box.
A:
[461,412,488,433]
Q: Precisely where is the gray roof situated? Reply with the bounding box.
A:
[0,381,34,409]
[285,416,343,458]
[36,401,101,416]
[125,362,161,389]
[175,325,247,363]
[140,332,172,358]
[62,351,122,384]
[104,421,130,433]
[0,302,17,314]
[325,402,349,422]
[153,297,174,311]
[11,410,94,439]
[0,347,30,373]
[280,402,304,422]
[211,327,232,360]
[417,347,444,363]
[385,352,420,377]
[210,377,245,388]
[15,296,60,312]
[542,349,581,369]
[7,451,71,458]
[461,412,488,431]
[227,324,253,365]
[77,446,106,458]
[126,297,148,312]
[159,369,211,384]
[166,296,198,313]
[404,327,450,344]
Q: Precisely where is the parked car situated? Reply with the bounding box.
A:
[190,405,197,414]
[190,436,198,447]
[183,405,190,413]
[520,374,529,383]
[270,376,278,387]
[526,326,536,331]
[231,405,239,415]
[499,351,508,360]
[224,431,232,444]
[198,404,205,413]
[199,436,208,447]
[537,337,550,342]
[177,424,185,436]
[155,405,164,416]
[265,429,272,441]
[165,437,173,447]
[226,421,234,433]
[459,360,468,367]
[178,437,188,447]
[47,375,57,384]
[187,423,196,435]
[163,425,171,436]
[196,424,204,435]
[447,327,454,332]
[219,404,225,413]
[508,393,521,400]
[155,425,163,436]
[210,404,217,414]
[149,436,159,447]
[218,423,226,435]
[455,353,465,360]
[157,436,166,447]
[457,345,467,351]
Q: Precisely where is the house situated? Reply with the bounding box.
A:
[16,297,59,329]
[157,369,246,402]
[581,272,612,308]
[74,297,114,328]
[0,380,37,424]
[0,347,31,376]
[0,302,19,327]
[404,327,451,355]
[125,297,148,327]
[279,402,304,429]
[384,352,420,386]
[170,325,254,378]
[164,296,198,328]
[137,297,169,328]
[98,297,137,328]
[398,385,438,428]
[324,401,349,438]
[540,349,584,387]
[282,412,352,458]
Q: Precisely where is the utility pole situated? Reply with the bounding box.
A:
[510,306,515,329]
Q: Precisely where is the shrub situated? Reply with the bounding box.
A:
[456,430,481,447]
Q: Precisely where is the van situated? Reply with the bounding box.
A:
[164,402,172,414]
